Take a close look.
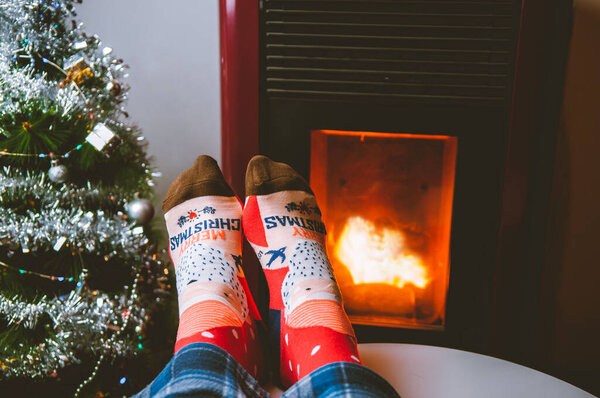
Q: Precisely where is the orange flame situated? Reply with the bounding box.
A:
[334,217,429,289]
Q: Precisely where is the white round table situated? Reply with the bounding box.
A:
[266,343,594,397]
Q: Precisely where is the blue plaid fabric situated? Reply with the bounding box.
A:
[133,343,400,398]
[132,344,268,398]
[284,361,400,398]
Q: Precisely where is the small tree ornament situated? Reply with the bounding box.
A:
[126,196,154,224]
[106,80,122,97]
[61,53,94,86]
[86,122,123,155]
[48,161,69,183]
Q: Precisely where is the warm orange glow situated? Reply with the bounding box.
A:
[310,129,457,329]
[335,217,429,289]
[317,129,455,141]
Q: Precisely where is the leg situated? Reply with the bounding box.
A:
[243,156,361,386]
[135,155,266,396]
[282,361,400,398]
[133,343,269,398]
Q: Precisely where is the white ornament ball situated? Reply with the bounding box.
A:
[48,164,69,183]
[126,199,155,224]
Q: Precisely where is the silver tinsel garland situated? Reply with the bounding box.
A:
[0,45,81,119]
[0,170,157,379]
[0,168,149,258]
[0,1,77,57]
[0,0,128,119]
[0,206,148,258]
[1,167,132,209]
[0,281,144,378]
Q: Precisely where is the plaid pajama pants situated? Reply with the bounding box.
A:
[133,343,400,398]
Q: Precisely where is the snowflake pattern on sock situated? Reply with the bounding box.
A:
[176,242,248,321]
[281,240,339,315]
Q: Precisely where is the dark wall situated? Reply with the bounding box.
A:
[541,0,600,394]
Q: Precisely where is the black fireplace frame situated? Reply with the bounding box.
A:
[220,0,572,367]
[259,96,510,353]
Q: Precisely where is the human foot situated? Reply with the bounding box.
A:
[243,155,360,386]
[163,155,262,378]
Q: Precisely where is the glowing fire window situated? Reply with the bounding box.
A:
[310,130,457,329]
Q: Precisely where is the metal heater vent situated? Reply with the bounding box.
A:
[262,0,519,103]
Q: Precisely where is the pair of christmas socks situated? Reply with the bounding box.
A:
[163,155,360,387]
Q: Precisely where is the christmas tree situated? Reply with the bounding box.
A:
[0,1,174,396]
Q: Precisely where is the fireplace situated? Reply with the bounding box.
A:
[220,0,572,361]
[310,129,456,330]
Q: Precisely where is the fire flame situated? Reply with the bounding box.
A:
[334,217,429,289]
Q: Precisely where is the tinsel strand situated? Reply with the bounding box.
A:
[0,167,135,211]
[0,206,149,258]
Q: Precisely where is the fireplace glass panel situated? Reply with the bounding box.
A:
[310,130,457,329]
